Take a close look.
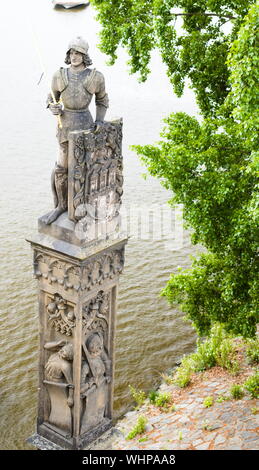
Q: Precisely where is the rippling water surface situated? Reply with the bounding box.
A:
[0,0,199,449]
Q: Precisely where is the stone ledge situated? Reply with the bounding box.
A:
[27,433,63,450]
[27,427,124,451]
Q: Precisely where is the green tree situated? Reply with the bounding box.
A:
[92,0,251,115]
[92,1,259,337]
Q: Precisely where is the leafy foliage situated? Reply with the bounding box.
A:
[226,2,259,145]
[126,415,148,439]
[203,396,214,408]
[173,355,193,387]
[129,385,146,408]
[153,391,171,407]
[244,372,259,399]
[92,0,251,116]
[216,394,231,403]
[245,338,259,364]
[230,384,244,399]
[172,323,240,386]
[148,389,159,404]
[92,1,259,337]
[135,112,258,336]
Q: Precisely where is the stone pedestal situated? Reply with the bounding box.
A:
[27,120,127,449]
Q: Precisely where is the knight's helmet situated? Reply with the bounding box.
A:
[67,36,89,55]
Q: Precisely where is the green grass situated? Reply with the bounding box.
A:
[129,385,146,408]
[245,338,259,364]
[230,384,244,400]
[126,416,147,440]
[148,390,174,412]
[203,396,214,408]
[173,356,193,388]
[216,394,231,403]
[172,323,241,388]
[244,372,259,398]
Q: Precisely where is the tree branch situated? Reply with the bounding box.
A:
[172,12,237,20]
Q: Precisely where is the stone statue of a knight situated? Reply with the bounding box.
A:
[44,37,109,225]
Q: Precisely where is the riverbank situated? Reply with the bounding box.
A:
[89,335,258,450]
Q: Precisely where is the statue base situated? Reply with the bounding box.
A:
[27,217,127,450]
[33,418,112,450]
[27,425,123,450]
[38,211,121,249]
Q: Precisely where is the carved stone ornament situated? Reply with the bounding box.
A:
[46,293,76,336]
[69,120,123,224]
[80,248,125,291]
[34,247,124,292]
[82,290,110,337]
[34,252,81,291]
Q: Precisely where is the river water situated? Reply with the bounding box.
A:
[0,0,199,449]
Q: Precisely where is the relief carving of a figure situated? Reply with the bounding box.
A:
[44,340,74,432]
[80,332,111,432]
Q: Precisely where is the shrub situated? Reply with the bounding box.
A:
[173,323,240,388]
[216,394,231,403]
[191,339,216,371]
[203,396,214,408]
[148,390,173,410]
[215,338,240,373]
[154,392,171,408]
[244,372,259,399]
[245,338,259,364]
[148,390,159,404]
[126,416,147,440]
[192,323,227,371]
[230,384,244,400]
[173,356,193,388]
[129,385,146,408]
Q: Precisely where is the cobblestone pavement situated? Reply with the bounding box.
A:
[110,376,258,450]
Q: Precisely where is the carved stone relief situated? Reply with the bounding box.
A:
[80,248,125,291]
[34,252,81,291]
[79,290,111,432]
[46,293,76,336]
[43,340,74,433]
[70,120,123,225]
[34,247,124,293]
[82,290,110,338]
[80,332,111,433]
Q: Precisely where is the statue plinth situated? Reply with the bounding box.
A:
[27,120,127,450]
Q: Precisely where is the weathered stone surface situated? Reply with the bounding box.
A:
[44,38,109,226]
[214,434,226,445]
[28,117,127,449]
[40,121,123,246]
[195,442,210,450]
[28,234,126,450]
[27,433,63,450]
[105,367,259,450]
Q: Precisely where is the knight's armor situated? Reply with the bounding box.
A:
[47,66,109,142]
[45,37,109,225]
